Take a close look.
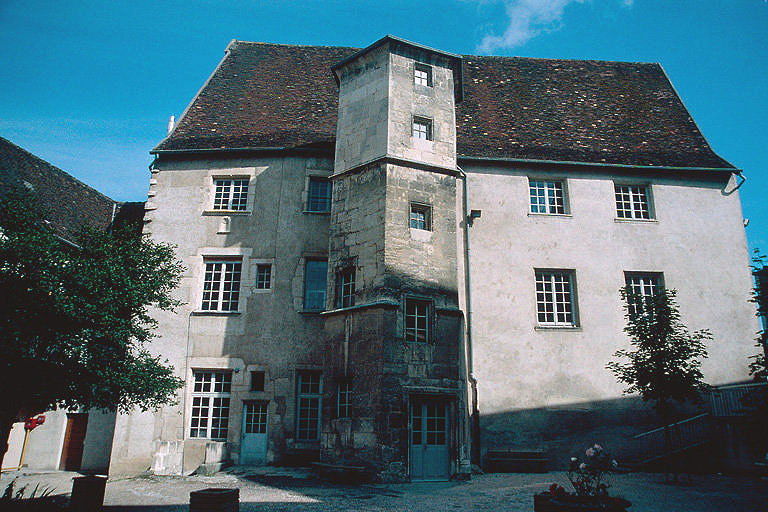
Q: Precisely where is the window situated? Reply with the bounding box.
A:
[255,264,271,290]
[334,267,355,309]
[405,298,430,342]
[201,259,242,311]
[535,270,577,326]
[337,381,351,418]
[414,63,432,87]
[529,180,566,214]
[213,178,249,211]
[615,184,652,219]
[410,203,432,231]
[625,272,664,316]
[303,259,328,311]
[190,371,232,439]
[244,401,268,434]
[307,177,332,213]
[296,371,322,440]
[250,371,265,392]
[412,117,433,140]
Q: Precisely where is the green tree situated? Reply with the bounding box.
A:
[607,287,710,480]
[0,188,184,468]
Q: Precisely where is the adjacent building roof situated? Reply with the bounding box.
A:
[154,40,734,170]
[0,136,118,241]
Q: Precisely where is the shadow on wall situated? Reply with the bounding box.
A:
[479,394,705,469]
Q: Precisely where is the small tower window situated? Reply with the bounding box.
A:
[414,63,432,87]
[412,117,433,141]
[410,203,432,231]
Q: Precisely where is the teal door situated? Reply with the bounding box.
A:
[410,400,450,481]
[241,401,268,465]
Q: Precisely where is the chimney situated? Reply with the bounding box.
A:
[167,115,175,135]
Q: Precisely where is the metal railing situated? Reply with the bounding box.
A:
[709,382,768,417]
[632,413,712,463]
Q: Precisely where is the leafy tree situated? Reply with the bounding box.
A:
[0,188,184,468]
[607,287,710,480]
[749,250,768,381]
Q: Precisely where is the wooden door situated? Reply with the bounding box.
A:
[241,401,269,465]
[410,400,450,481]
[60,413,88,471]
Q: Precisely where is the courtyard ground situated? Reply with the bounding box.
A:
[1,467,766,511]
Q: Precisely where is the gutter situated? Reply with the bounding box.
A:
[457,155,738,174]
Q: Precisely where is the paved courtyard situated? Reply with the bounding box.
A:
[2,467,766,511]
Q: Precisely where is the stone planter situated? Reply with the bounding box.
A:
[534,493,631,512]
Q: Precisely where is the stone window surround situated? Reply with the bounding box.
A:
[527,177,570,216]
[192,247,253,316]
[252,258,275,294]
[613,180,656,221]
[302,169,333,214]
[412,115,434,141]
[202,168,262,216]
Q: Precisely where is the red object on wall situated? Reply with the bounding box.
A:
[24,415,46,431]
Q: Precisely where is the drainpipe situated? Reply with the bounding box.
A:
[456,165,480,466]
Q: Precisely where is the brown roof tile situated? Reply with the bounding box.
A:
[155,41,733,170]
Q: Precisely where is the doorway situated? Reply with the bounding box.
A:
[60,413,88,471]
[241,401,268,465]
[409,399,450,481]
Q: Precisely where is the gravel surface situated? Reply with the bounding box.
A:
[2,467,766,511]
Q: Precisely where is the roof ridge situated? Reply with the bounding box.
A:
[0,135,118,204]
[463,54,661,66]
[231,40,360,51]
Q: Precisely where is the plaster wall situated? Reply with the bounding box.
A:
[461,163,758,461]
[108,154,333,475]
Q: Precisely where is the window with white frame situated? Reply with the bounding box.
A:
[255,264,272,290]
[625,272,664,316]
[412,117,433,140]
[414,63,432,87]
[410,203,432,231]
[307,177,332,212]
[303,259,328,311]
[615,184,652,219]
[334,267,355,309]
[405,298,430,342]
[529,179,566,214]
[337,380,351,418]
[190,370,232,439]
[213,178,249,211]
[296,371,322,440]
[201,259,242,311]
[535,270,577,326]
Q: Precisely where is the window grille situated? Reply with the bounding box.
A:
[201,260,242,311]
[244,401,268,434]
[190,371,232,439]
[412,117,433,140]
[303,260,327,311]
[529,180,565,214]
[410,203,432,231]
[213,179,249,211]
[256,264,271,290]
[296,372,322,440]
[334,267,355,309]
[405,299,430,342]
[307,177,332,212]
[535,271,576,326]
[615,184,651,219]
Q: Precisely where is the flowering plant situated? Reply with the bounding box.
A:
[567,443,618,497]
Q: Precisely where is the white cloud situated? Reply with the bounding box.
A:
[476,0,586,52]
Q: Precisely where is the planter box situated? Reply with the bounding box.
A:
[534,493,631,512]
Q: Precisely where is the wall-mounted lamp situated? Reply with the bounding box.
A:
[468,209,482,226]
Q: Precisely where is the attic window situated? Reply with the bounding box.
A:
[412,117,433,141]
[414,63,432,87]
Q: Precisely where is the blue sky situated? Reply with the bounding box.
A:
[1,0,766,250]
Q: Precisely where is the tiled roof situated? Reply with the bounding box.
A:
[155,41,734,170]
[0,136,119,241]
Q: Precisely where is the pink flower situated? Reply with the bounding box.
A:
[593,444,602,452]
[586,448,595,457]
[579,462,587,470]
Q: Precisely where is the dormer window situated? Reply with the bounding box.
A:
[412,117,433,141]
[414,63,432,87]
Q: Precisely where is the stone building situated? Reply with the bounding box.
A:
[107,36,757,480]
